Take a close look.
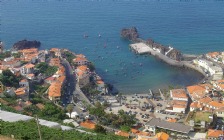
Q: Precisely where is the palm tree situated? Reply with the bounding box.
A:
[118,93,122,106]
[138,100,141,108]
[66,104,74,118]
[129,100,132,106]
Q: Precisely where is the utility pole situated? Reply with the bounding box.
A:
[35,115,42,140]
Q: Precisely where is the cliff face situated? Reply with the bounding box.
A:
[12,40,41,50]
[121,27,139,42]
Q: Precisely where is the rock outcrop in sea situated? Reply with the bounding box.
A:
[121,27,182,61]
[12,39,41,50]
[121,27,139,42]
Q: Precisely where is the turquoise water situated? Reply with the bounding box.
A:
[1,0,224,93]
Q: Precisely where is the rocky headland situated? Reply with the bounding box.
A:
[121,27,182,61]
[120,27,140,42]
[12,39,41,50]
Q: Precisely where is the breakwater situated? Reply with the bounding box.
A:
[121,27,207,80]
[129,42,207,78]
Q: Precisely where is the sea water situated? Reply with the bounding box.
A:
[1,0,224,93]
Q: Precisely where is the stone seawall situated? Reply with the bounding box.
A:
[130,42,207,78]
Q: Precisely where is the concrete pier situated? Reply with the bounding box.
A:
[130,43,207,77]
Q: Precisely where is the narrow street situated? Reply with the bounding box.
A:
[61,58,75,106]
[61,58,92,107]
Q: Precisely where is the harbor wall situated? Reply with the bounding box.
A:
[130,42,207,78]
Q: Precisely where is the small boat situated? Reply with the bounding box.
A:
[98,34,101,38]
[105,69,108,72]
[83,34,88,38]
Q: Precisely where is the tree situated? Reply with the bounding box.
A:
[94,124,106,134]
[118,93,122,106]
[0,69,20,88]
[138,100,141,108]
[35,62,58,76]
[120,125,130,132]
[129,100,132,106]
[88,63,95,72]
[66,104,74,118]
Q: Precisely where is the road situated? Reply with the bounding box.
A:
[61,58,92,107]
[61,58,76,106]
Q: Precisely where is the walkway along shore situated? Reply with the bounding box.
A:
[129,42,207,79]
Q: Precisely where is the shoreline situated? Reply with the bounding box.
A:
[129,42,208,81]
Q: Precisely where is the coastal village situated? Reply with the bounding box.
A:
[0,37,224,140]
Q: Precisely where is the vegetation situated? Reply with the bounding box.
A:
[88,102,136,130]
[0,120,125,140]
[0,69,21,88]
[0,51,11,60]
[81,84,101,97]
[66,104,74,118]
[88,63,95,72]
[94,124,107,134]
[35,62,58,77]
[194,112,212,123]
[33,84,50,94]
[12,52,22,58]
[38,103,68,122]
[120,125,131,132]
[63,51,76,64]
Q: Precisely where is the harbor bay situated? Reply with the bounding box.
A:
[1,0,224,93]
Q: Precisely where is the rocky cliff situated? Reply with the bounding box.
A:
[12,40,41,50]
[121,27,182,61]
[121,27,139,42]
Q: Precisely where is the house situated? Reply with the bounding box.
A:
[213,79,224,89]
[19,48,39,62]
[20,63,35,75]
[80,120,96,129]
[166,100,188,113]
[144,117,192,135]
[154,132,170,140]
[73,54,89,66]
[48,82,62,100]
[215,107,224,118]
[96,80,107,94]
[207,129,224,139]
[206,52,220,61]
[170,89,188,101]
[45,76,56,84]
[2,59,21,68]
[198,59,223,78]
[115,131,130,138]
[75,65,90,87]
[55,65,65,76]
[14,87,28,100]
[49,58,61,67]
[19,79,29,89]
[4,56,14,62]
[186,84,211,101]
[198,96,213,106]
[50,48,61,57]
[26,73,35,80]
[190,101,203,111]
[207,101,224,110]
[37,50,46,62]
